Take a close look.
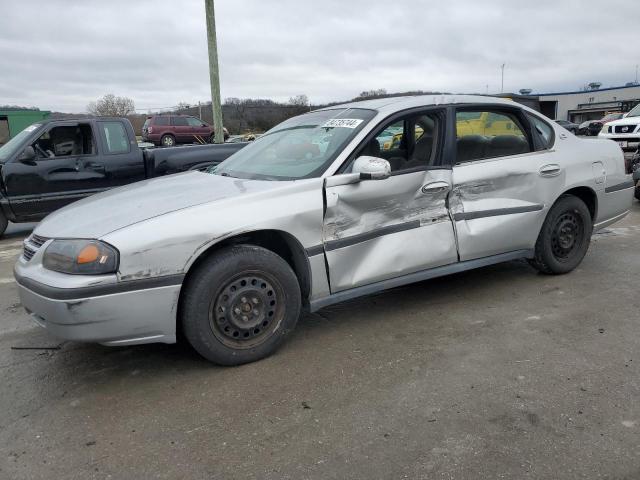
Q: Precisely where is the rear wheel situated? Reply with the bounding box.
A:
[161,134,176,147]
[528,195,592,275]
[181,245,301,365]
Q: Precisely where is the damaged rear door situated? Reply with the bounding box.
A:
[450,106,562,261]
[322,109,458,292]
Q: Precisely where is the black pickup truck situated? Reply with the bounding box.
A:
[0,117,246,235]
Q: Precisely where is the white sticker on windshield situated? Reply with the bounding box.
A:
[321,118,364,129]
[24,124,40,132]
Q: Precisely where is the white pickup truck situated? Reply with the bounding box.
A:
[598,103,640,152]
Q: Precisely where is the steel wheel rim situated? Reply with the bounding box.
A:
[551,210,583,261]
[209,270,285,349]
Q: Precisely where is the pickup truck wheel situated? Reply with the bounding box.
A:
[161,134,176,147]
[181,245,301,365]
[0,211,7,237]
[528,195,592,275]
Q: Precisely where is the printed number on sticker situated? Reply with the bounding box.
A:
[322,119,364,129]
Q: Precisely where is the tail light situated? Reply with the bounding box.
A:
[147,127,153,133]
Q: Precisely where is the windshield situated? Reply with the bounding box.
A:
[626,104,640,118]
[0,123,41,162]
[602,113,622,122]
[211,108,376,180]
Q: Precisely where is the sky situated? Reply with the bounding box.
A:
[0,0,638,113]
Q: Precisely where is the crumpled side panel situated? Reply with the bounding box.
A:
[323,170,458,292]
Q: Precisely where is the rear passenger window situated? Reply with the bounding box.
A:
[101,122,129,154]
[527,114,554,150]
[171,116,189,126]
[154,117,170,126]
[455,110,531,163]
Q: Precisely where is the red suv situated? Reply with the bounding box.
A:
[142,115,228,147]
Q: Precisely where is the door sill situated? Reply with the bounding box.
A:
[309,249,533,312]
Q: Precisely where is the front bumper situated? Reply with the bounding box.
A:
[15,261,182,346]
[598,132,640,151]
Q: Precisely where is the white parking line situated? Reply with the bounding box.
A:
[0,277,15,285]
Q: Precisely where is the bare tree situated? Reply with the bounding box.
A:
[176,102,191,111]
[87,94,135,117]
[288,94,309,107]
[357,89,387,99]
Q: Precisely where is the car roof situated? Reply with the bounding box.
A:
[315,94,517,115]
[33,117,125,125]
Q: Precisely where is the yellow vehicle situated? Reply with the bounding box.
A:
[384,126,425,150]
[456,111,524,137]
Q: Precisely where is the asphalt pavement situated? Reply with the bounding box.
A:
[1,211,639,479]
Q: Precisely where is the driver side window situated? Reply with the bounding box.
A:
[32,124,96,159]
[353,112,439,173]
[187,117,204,127]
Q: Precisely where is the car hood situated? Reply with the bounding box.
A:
[34,171,283,239]
[605,117,640,127]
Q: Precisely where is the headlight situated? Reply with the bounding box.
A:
[43,240,119,275]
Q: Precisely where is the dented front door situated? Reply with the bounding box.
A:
[323,169,458,293]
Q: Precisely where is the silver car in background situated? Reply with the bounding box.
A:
[14,95,634,365]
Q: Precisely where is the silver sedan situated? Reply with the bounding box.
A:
[14,95,634,365]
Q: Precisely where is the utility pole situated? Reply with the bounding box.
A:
[205,0,224,143]
[636,64,638,84]
[501,63,506,93]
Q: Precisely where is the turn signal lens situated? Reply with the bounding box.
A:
[77,244,100,264]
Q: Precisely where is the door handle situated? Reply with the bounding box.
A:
[539,164,561,177]
[82,161,106,173]
[421,181,449,194]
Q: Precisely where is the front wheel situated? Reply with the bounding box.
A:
[181,245,301,365]
[528,195,592,275]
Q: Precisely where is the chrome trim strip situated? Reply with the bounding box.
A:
[305,245,324,257]
[453,205,544,221]
[604,180,635,193]
[324,220,422,252]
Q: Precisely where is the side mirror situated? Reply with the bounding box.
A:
[352,156,391,180]
[18,146,36,163]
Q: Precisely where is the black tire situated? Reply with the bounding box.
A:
[635,186,640,201]
[0,211,7,237]
[528,195,592,275]
[161,134,176,147]
[181,245,301,365]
